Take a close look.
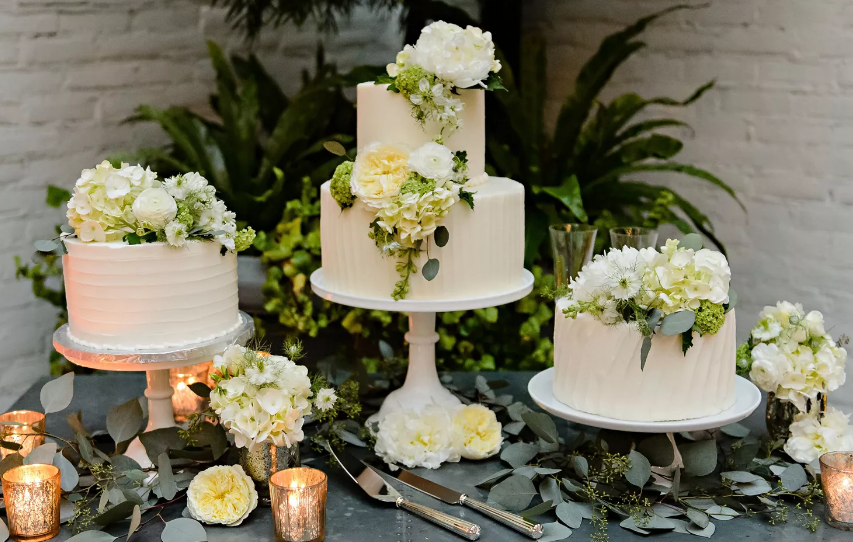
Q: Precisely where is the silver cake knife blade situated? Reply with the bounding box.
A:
[328,447,481,540]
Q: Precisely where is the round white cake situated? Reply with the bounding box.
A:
[319,82,526,300]
[552,299,737,422]
[63,238,241,350]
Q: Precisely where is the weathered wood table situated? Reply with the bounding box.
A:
[8,372,850,541]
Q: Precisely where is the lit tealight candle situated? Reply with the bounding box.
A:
[170,361,213,422]
[821,452,853,530]
[0,410,46,459]
[2,464,61,541]
[270,467,327,542]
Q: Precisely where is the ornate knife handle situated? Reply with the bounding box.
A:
[396,497,481,540]
[460,495,544,539]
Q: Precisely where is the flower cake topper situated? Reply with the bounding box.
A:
[561,235,734,368]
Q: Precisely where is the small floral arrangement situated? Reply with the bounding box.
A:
[329,141,475,299]
[738,301,847,412]
[62,160,254,251]
[783,407,853,464]
[374,404,503,469]
[377,21,504,142]
[561,235,733,368]
[187,465,258,526]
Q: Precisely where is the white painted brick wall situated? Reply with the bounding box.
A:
[0,0,403,410]
[528,0,853,409]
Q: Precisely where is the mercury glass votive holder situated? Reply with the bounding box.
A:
[0,410,46,459]
[270,467,327,542]
[169,361,213,422]
[2,464,61,542]
[820,452,853,530]
[609,227,658,249]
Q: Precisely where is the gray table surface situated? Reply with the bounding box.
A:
[8,372,853,541]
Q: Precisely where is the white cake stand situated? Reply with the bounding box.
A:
[310,268,535,421]
[53,312,254,467]
[529,368,761,476]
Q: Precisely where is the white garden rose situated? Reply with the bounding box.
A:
[187,465,258,526]
[351,142,410,208]
[452,404,502,460]
[412,21,499,88]
[132,187,177,229]
[407,142,455,182]
[375,405,460,469]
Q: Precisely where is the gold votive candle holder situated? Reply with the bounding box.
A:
[270,467,327,542]
[170,361,213,422]
[821,451,853,530]
[0,410,45,459]
[2,464,61,541]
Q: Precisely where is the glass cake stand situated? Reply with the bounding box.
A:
[53,312,254,467]
[310,268,535,421]
[528,368,761,478]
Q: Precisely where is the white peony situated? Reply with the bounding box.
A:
[132,187,177,229]
[407,142,455,182]
[451,404,503,460]
[748,343,792,392]
[784,408,853,464]
[375,405,460,469]
[411,21,499,88]
[187,465,258,526]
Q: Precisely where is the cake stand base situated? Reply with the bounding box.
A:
[311,269,535,421]
[53,313,255,467]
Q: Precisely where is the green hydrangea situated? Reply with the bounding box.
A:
[396,65,434,98]
[694,300,726,335]
[736,342,753,377]
[234,227,256,252]
[400,173,436,196]
[330,161,355,209]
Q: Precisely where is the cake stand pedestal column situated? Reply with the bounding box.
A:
[310,269,535,421]
[53,313,255,467]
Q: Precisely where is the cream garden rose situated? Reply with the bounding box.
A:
[187,465,258,526]
[351,143,410,208]
[452,404,502,460]
[132,187,177,229]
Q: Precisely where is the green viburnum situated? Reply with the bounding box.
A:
[693,300,726,335]
[736,341,753,377]
[330,161,356,209]
[395,65,434,98]
[400,173,436,197]
[234,227,256,252]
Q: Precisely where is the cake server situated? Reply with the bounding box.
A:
[372,462,544,539]
[329,448,481,540]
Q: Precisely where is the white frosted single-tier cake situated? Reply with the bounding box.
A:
[319,82,525,300]
[63,238,241,350]
[552,300,737,422]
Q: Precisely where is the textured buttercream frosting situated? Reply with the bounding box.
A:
[63,238,240,350]
[552,299,737,422]
[320,177,525,300]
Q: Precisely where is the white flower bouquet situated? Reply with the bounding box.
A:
[377,21,504,141]
[59,160,254,251]
[328,141,474,299]
[739,301,847,412]
[561,235,733,368]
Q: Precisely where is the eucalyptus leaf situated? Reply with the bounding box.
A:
[687,521,715,538]
[0,451,23,478]
[500,442,540,468]
[513,466,538,478]
[40,372,74,414]
[646,308,664,328]
[107,398,144,445]
[323,141,346,156]
[681,439,717,476]
[572,455,589,478]
[65,532,117,542]
[503,421,526,435]
[110,454,143,473]
[24,443,57,465]
[779,463,808,491]
[678,233,704,251]
[686,508,709,529]
[54,452,79,491]
[706,505,739,521]
[422,258,440,281]
[188,383,211,399]
[623,515,676,531]
[507,402,532,422]
[625,450,651,488]
[139,427,186,463]
[475,468,514,488]
[561,477,583,494]
[652,504,684,518]
[61,498,76,522]
[488,475,537,511]
[128,505,141,541]
[640,336,652,371]
[521,411,558,444]
[61,224,76,234]
[378,340,394,361]
[157,452,178,500]
[161,518,207,542]
[725,288,738,312]
[736,478,772,496]
[34,239,59,253]
[194,422,229,459]
[535,467,563,475]
[67,411,88,436]
[556,501,584,528]
[98,490,110,514]
[720,423,750,438]
[539,477,563,505]
[619,517,649,535]
[93,500,136,526]
[538,522,572,542]
[660,311,696,336]
[434,226,449,247]
[520,500,554,518]
[720,471,762,484]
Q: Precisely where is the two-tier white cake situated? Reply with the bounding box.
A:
[320,83,525,300]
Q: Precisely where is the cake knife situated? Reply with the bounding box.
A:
[372,462,544,539]
[329,447,481,540]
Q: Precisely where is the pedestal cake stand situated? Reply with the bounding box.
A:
[529,368,761,476]
[311,268,535,421]
[53,312,255,467]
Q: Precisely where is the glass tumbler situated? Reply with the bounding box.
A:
[549,224,597,288]
[609,227,658,250]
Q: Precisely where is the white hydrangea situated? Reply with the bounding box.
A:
[210,346,313,452]
[66,160,159,242]
[409,21,500,88]
[375,405,460,469]
[784,408,853,464]
[747,302,847,411]
[375,181,459,245]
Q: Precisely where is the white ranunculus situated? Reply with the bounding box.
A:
[375,405,460,469]
[412,21,498,88]
[451,404,502,460]
[132,187,177,229]
[748,343,792,393]
[408,142,455,182]
[187,465,258,526]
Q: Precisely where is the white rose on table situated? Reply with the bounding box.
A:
[187,465,258,526]
[451,404,502,460]
[375,405,460,469]
[749,343,792,392]
[132,187,177,230]
[784,408,853,464]
[408,142,455,182]
[413,21,498,88]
